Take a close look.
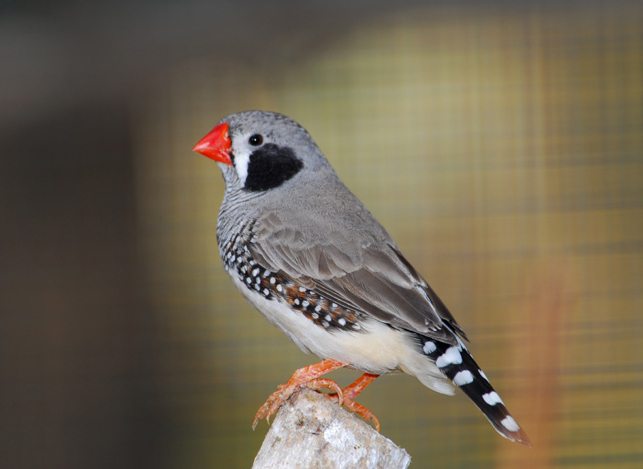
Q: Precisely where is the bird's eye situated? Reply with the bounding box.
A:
[248,134,263,146]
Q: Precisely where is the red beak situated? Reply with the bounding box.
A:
[192,122,233,165]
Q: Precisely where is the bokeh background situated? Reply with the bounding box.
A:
[1,1,642,468]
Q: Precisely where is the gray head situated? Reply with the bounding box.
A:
[193,110,331,193]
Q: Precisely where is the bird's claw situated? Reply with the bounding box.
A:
[252,378,344,429]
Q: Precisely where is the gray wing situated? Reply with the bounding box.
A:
[248,212,468,345]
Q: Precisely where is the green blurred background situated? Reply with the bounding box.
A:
[1,1,642,468]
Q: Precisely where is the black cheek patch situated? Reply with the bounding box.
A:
[244,144,303,192]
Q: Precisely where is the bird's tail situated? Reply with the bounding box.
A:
[419,336,531,446]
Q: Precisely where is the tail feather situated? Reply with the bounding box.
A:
[418,335,531,447]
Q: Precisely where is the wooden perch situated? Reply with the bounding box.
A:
[252,388,411,468]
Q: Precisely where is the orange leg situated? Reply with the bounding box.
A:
[327,373,381,431]
[343,373,379,400]
[341,399,381,432]
[252,359,347,429]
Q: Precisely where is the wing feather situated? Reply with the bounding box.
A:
[249,212,467,345]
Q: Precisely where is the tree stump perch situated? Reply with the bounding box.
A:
[252,388,411,468]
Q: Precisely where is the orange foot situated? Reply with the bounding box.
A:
[327,373,381,431]
[252,359,346,429]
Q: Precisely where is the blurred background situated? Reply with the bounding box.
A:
[1,1,642,468]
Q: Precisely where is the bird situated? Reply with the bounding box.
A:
[192,110,531,446]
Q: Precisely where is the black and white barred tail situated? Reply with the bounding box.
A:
[419,335,531,446]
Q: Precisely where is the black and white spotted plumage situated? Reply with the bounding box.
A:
[417,335,526,441]
[221,224,364,332]
[194,110,530,446]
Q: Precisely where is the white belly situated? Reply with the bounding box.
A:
[230,275,454,395]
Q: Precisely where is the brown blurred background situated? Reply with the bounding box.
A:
[1,1,642,468]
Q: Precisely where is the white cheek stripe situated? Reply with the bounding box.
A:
[234,151,250,185]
